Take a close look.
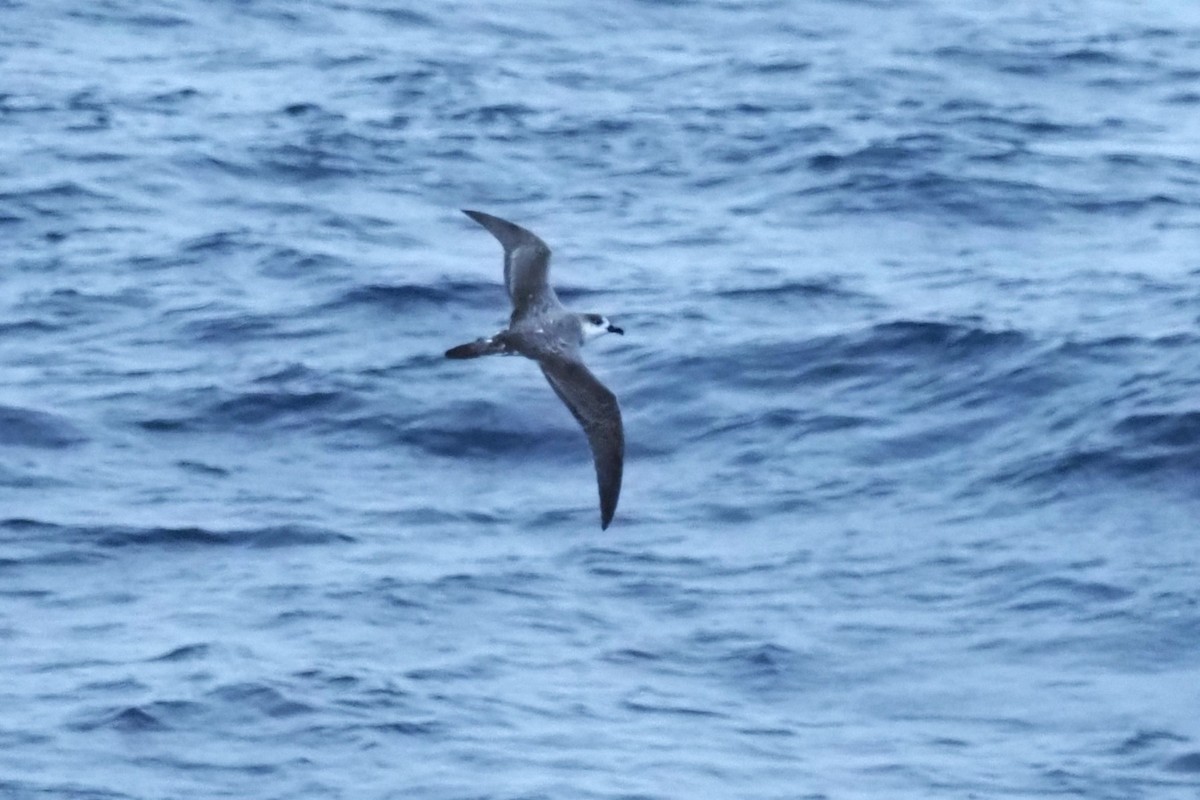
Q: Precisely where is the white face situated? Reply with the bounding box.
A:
[581,314,621,340]
[582,315,610,340]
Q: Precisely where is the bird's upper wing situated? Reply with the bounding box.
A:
[538,354,624,530]
[462,210,562,320]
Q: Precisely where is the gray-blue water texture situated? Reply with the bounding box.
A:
[3,1,1200,798]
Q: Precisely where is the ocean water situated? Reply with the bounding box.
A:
[3,0,1200,797]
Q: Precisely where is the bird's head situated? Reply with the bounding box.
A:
[581,313,624,340]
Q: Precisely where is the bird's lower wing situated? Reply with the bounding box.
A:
[539,356,624,529]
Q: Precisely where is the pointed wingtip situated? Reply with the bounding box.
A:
[462,209,494,231]
[599,499,617,530]
[460,209,546,254]
[461,209,495,227]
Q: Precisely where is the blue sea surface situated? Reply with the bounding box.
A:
[3,1,1200,797]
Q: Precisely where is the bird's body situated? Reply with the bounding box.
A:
[445,210,625,529]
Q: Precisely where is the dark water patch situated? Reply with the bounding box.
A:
[1070,193,1186,215]
[621,687,726,719]
[692,408,874,450]
[0,181,122,219]
[0,405,87,448]
[144,86,201,108]
[545,115,636,138]
[180,229,256,255]
[0,318,62,336]
[175,460,229,477]
[326,280,499,314]
[368,719,442,736]
[671,320,1032,401]
[177,312,284,343]
[394,421,584,459]
[0,517,53,533]
[208,682,315,719]
[72,700,212,735]
[24,549,111,567]
[603,647,664,664]
[65,6,190,27]
[363,7,435,27]
[719,642,803,682]
[998,438,1200,495]
[1113,410,1200,450]
[257,246,350,280]
[252,138,368,182]
[864,416,999,464]
[96,525,230,548]
[3,519,351,550]
[103,524,353,549]
[451,103,537,126]
[1115,729,1189,755]
[293,668,362,690]
[714,277,865,303]
[0,730,52,750]
[747,58,810,75]
[1006,576,1134,614]
[70,705,169,733]
[801,167,1101,227]
[949,111,1099,145]
[21,287,150,326]
[428,570,550,602]
[849,320,1029,361]
[63,88,112,131]
[1055,48,1121,66]
[276,101,343,122]
[134,755,279,776]
[932,43,1133,79]
[0,781,136,800]
[185,152,260,180]
[1165,752,1200,773]
[141,384,362,433]
[386,401,589,459]
[148,643,211,662]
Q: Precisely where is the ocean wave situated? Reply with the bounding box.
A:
[1113,410,1200,450]
[1003,576,1135,613]
[0,518,353,549]
[0,405,87,448]
[138,385,361,433]
[324,280,500,313]
[660,319,1031,396]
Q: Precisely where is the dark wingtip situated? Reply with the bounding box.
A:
[462,209,492,231]
[445,340,482,359]
[462,209,496,228]
[460,209,545,253]
[599,497,617,530]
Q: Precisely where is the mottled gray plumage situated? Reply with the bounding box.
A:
[446,210,625,529]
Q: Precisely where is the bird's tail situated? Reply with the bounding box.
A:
[445,336,508,359]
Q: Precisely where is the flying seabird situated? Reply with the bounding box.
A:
[445,210,625,529]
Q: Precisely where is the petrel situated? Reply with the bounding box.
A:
[445,210,625,529]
